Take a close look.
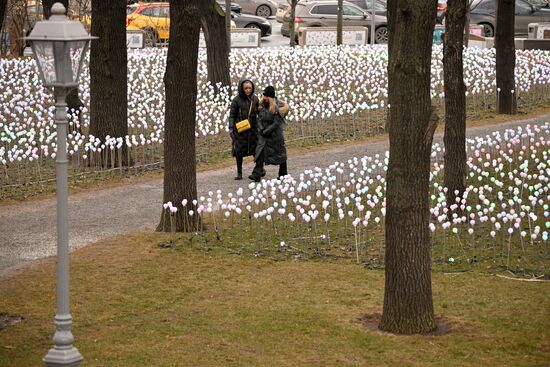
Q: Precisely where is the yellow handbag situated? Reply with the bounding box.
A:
[236,119,251,133]
[236,101,253,133]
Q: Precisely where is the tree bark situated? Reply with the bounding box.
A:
[463,0,474,46]
[289,0,298,47]
[0,0,7,36]
[89,0,128,167]
[8,0,26,57]
[379,0,438,335]
[443,0,467,205]
[200,0,230,93]
[336,0,343,45]
[157,0,201,232]
[495,0,516,114]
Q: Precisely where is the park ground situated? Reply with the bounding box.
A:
[0,232,549,366]
[1,109,550,366]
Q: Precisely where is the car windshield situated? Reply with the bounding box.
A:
[472,0,495,12]
[127,6,137,15]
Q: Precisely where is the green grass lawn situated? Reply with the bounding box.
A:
[1,232,549,366]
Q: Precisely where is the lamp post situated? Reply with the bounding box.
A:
[25,3,96,366]
[366,0,376,45]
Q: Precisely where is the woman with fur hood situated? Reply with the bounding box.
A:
[228,79,259,180]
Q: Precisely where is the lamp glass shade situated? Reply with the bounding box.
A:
[31,39,88,87]
[31,40,56,85]
[67,40,88,84]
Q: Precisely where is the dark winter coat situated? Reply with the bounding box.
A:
[255,99,287,165]
[228,79,259,157]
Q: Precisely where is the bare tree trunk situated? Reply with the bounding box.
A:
[89,0,128,166]
[463,0,473,46]
[0,0,7,36]
[443,0,467,205]
[201,0,230,93]
[289,0,298,47]
[157,0,201,232]
[495,0,516,114]
[336,0,343,45]
[8,0,26,57]
[379,0,438,335]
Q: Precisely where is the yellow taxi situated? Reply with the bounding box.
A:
[127,2,169,45]
[127,2,236,46]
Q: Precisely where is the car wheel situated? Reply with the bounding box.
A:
[256,4,271,18]
[480,23,494,38]
[375,26,388,44]
[245,23,263,36]
[144,29,158,47]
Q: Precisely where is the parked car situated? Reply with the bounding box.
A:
[127,2,170,45]
[436,0,447,24]
[127,2,237,46]
[276,3,289,23]
[216,1,243,14]
[345,0,387,16]
[470,0,550,37]
[276,1,293,23]
[231,0,278,17]
[278,0,386,21]
[281,0,388,43]
[127,0,243,13]
[231,11,273,37]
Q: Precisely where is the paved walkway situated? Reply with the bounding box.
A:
[1,115,548,276]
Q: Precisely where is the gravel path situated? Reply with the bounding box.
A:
[1,114,549,275]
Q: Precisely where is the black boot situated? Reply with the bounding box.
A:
[248,174,261,182]
[235,156,243,180]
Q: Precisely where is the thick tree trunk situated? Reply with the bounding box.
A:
[8,0,26,57]
[0,0,7,36]
[157,0,201,232]
[379,0,438,335]
[289,0,298,47]
[89,0,128,167]
[495,0,516,114]
[200,0,230,93]
[443,0,467,205]
[336,0,343,45]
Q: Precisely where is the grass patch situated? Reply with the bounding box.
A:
[1,232,549,366]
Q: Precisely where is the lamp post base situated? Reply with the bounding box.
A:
[43,347,83,367]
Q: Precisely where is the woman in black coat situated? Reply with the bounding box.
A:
[228,78,259,180]
[249,86,289,182]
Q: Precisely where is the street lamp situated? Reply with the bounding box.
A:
[25,3,96,366]
[366,0,376,45]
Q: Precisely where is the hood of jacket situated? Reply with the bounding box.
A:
[238,78,255,98]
